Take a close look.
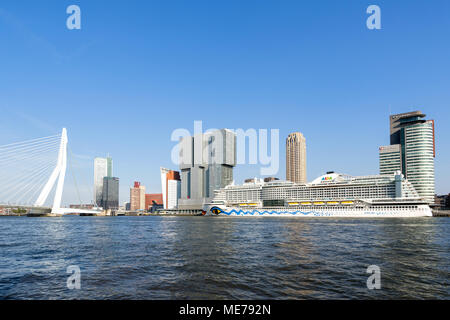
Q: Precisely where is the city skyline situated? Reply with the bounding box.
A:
[1,1,449,205]
[80,111,447,206]
[0,111,446,207]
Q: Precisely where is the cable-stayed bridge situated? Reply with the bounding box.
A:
[0,129,99,216]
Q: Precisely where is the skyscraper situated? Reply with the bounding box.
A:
[130,181,146,211]
[101,177,119,210]
[286,132,307,184]
[379,111,435,203]
[379,145,402,175]
[178,129,236,209]
[94,157,113,207]
[160,168,181,210]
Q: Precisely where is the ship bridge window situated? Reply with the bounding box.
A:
[263,200,285,207]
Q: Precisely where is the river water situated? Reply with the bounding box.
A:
[0,216,448,299]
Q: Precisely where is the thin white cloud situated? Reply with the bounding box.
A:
[15,111,56,133]
[0,7,93,64]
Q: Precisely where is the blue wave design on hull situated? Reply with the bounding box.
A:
[210,207,331,217]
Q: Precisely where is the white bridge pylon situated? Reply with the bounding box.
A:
[32,128,98,215]
[34,128,68,214]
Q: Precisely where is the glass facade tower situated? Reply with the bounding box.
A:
[379,111,435,204]
[94,156,113,207]
[403,121,435,203]
[102,177,119,210]
[379,144,402,175]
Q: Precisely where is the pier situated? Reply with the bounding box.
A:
[432,210,450,217]
[154,209,204,216]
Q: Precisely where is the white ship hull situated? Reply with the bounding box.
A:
[205,205,432,218]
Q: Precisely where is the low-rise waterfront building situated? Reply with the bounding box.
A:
[145,193,163,211]
[434,194,450,210]
[69,204,95,210]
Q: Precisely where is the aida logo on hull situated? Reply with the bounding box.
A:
[321,176,334,182]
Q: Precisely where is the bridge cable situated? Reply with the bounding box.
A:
[67,146,82,206]
[0,134,60,206]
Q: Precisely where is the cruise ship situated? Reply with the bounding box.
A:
[203,171,432,218]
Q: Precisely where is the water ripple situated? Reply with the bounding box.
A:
[0,216,448,299]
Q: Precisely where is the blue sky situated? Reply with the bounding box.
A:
[0,0,449,205]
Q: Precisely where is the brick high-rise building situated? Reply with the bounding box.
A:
[130,181,146,211]
[286,132,307,184]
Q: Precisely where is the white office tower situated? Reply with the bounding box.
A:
[160,167,181,209]
[178,129,236,209]
[94,157,113,207]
